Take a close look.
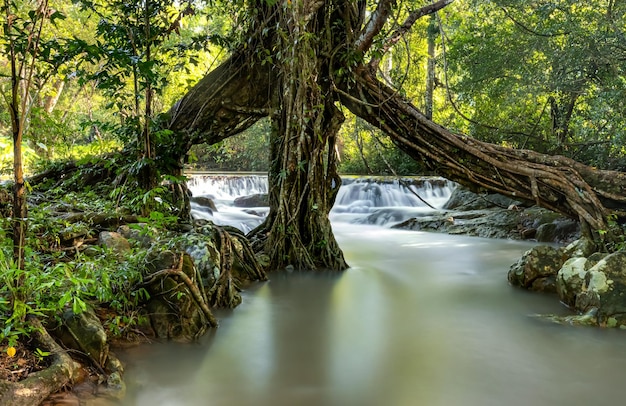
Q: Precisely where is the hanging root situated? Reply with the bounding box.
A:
[207,225,268,308]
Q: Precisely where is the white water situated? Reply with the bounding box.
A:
[187,174,455,231]
[111,175,626,406]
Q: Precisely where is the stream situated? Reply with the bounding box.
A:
[113,175,626,406]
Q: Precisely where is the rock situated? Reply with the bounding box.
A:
[59,223,91,245]
[574,251,626,327]
[143,249,209,340]
[394,209,523,239]
[442,188,522,211]
[564,237,597,258]
[233,193,268,207]
[536,220,580,243]
[105,371,126,398]
[507,245,567,293]
[117,224,155,248]
[98,231,130,255]
[191,196,218,212]
[532,309,599,327]
[58,307,109,369]
[556,257,589,307]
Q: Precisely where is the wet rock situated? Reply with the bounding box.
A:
[394,209,522,239]
[234,193,269,207]
[191,196,218,212]
[574,251,626,327]
[396,186,579,243]
[532,310,599,327]
[507,245,567,293]
[98,231,130,255]
[536,220,580,243]
[442,188,522,211]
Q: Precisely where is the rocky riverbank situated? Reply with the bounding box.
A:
[392,187,580,243]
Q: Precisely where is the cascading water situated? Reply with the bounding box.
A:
[187,173,455,230]
[188,174,271,233]
[331,177,454,225]
[187,175,268,200]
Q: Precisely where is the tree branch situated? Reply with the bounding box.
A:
[369,0,454,70]
[355,0,396,53]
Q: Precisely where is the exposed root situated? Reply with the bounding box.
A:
[0,318,80,406]
[142,255,218,328]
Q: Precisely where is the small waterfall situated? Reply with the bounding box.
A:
[330,177,455,225]
[333,177,454,213]
[188,174,269,233]
[187,174,455,229]
[187,174,268,201]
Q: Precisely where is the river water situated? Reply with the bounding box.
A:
[114,176,626,406]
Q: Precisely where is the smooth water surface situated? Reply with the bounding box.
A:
[117,224,626,406]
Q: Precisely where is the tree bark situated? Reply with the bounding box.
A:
[425,14,437,120]
[0,318,79,406]
[165,52,274,160]
[248,0,348,271]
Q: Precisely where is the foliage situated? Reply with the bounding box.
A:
[0,198,152,345]
[442,0,626,169]
[188,119,271,172]
[337,115,425,175]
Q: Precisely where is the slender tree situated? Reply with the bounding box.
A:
[2,0,58,271]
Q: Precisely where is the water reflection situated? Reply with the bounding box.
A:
[117,226,626,406]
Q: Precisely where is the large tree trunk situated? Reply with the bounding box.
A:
[340,66,626,238]
[248,1,348,270]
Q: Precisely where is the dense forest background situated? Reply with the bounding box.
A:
[2,0,625,177]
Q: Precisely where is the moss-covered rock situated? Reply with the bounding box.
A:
[507,245,567,293]
[575,251,626,327]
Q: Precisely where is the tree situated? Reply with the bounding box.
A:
[1,0,66,271]
[165,0,625,271]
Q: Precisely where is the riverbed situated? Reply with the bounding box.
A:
[115,223,626,406]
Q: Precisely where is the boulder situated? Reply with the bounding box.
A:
[233,193,269,207]
[442,188,522,211]
[564,237,597,258]
[191,196,218,212]
[57,307,109,369]
[535,220,580,243]
[394,209,523,239]
[507,245,567,293]
[143,250,208,341]
[574,251,626,327]
[556,257,589,307]
[98,231,130,255]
